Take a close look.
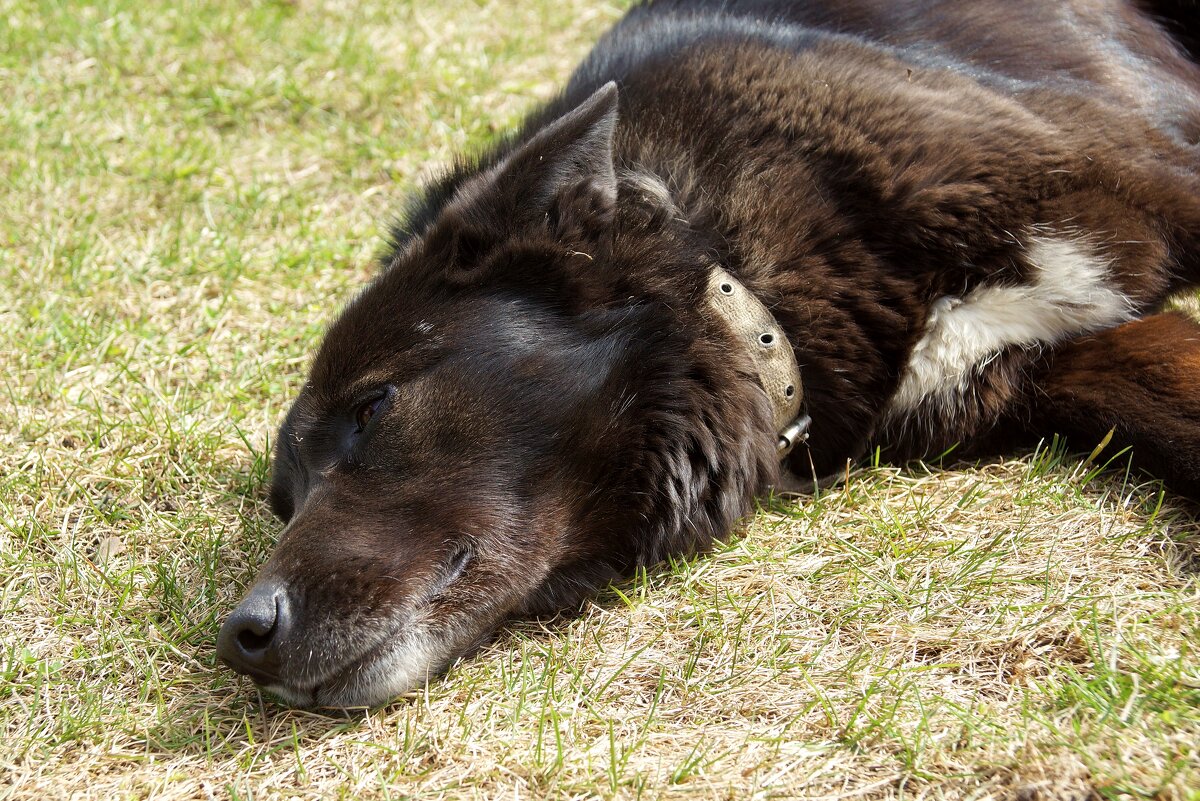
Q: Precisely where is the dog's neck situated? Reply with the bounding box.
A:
[704,266,811,457]
[613,168,812,457]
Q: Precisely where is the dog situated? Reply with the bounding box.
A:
[216,0,1200,708]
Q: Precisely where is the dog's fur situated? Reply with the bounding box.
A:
[217,0,1200,708]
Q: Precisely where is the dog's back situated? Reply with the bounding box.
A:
[572,1,1200,137]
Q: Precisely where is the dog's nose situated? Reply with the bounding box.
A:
[216,583,291,682]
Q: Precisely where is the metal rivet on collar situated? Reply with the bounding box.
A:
[759,332,775,347]
[719,282,734,295]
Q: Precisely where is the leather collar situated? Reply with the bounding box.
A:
[705,267,811,457]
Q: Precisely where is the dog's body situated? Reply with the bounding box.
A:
[218,0,1200,707]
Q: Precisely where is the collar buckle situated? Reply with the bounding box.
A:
[776,414,812,458]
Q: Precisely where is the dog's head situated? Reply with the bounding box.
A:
[217,84,779,707]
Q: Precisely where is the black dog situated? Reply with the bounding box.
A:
[218,0,1200,707]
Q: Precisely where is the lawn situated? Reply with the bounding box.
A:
[2,0,1199,798]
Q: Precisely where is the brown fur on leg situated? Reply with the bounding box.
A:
[1027,312,1200,498]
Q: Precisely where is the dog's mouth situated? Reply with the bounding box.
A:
[241,550,495,708]
[250,614,429,708]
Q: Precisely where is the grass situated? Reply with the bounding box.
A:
[2,0,1199,798]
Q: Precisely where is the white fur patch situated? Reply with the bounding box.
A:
[888,233,1134,415]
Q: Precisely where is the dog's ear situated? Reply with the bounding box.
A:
[425,83,620,301]
[445,83,619,258]
[512,80,619,241]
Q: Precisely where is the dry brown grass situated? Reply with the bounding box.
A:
[2,1,1199,798]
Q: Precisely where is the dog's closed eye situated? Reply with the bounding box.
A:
[353,388,392,433]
